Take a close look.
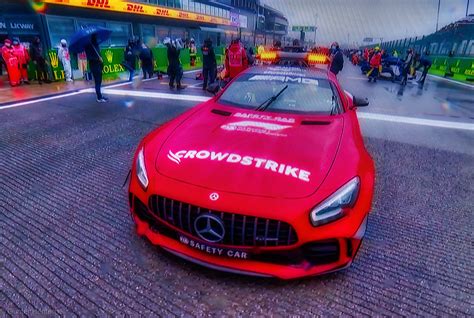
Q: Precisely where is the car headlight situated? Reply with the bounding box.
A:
[136,147,149,190]
[310,177,360,226]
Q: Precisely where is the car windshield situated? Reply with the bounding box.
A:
[218,72,341,115]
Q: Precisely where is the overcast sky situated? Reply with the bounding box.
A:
[261,0,472,45]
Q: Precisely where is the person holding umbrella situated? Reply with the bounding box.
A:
[69,26,112,103]
[85,34,107,102]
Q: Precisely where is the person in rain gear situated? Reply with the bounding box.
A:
[12,37,30,84]
[401,48,414,86]
[2,39,21,86]
[164,37,185,89]
[30,36,52,84]
[189,38,197,67]
[201,38,216,90]
[363,48,369,62]
[85,33,107,103]
[124,38,137,81]
[58,39,73,82]
[414,52,432,87]
[329,42,344,76]
[139,43,154,79]
[367,46,382,82]
[224,38,248,80]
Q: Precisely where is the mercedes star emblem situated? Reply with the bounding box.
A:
[209,192,219,201]
[194,214,225,243]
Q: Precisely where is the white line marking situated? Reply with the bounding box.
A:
[427,74,474,89]
[0,69,203,110]
[97,88,210,102]
[0,91,84,110]
[357,112,474,131]
[345,76,367,81]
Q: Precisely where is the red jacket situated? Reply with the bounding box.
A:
[370,52,382,68]
[12,44,29,65]
[225,43,248,79]
[363,49,369,61]
[1,45,16,62]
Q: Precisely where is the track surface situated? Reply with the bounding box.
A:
[1,65,473,316]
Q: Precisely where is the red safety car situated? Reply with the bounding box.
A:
[129,52,375,279]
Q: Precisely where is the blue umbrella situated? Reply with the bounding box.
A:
[69,26,112,53]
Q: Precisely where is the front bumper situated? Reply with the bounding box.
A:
[129,193,368,280]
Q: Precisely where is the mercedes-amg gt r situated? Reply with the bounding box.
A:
[128,52,375,279]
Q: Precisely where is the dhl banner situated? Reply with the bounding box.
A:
[43,0,231,25]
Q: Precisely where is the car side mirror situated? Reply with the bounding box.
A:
[352,96,369,108]
[207,82,220,95]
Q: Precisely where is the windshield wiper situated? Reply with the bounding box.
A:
[255,85,288,112]
[330,96,337,115]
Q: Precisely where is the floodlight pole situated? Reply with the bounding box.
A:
[436,0,441,32]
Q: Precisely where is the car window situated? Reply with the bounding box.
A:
[218,73,341,115]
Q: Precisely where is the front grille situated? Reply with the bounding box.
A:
[148,195,298,247]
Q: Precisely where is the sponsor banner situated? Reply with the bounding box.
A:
[48,49,65,81]
[239,14,248,28]
[100,48,126,77]
[292,25,316,32]
[230,12,240,27]
[43,0,230,25]
[0,15,41,35]
[221,120,291,137]
[429,56,474,79]
[167,149,311,182]
[234,112,296,123]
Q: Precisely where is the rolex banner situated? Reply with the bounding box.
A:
[28,46,225,82]
[100,48,126,79]
[27,50,66,82]
[48,50,65,81]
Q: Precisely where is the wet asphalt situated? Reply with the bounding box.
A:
[1,64,473,316]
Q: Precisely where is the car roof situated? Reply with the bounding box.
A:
[242,65,330,80]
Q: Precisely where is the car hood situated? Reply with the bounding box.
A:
[155,107,344,198]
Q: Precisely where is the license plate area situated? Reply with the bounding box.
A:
[178,235,249,259]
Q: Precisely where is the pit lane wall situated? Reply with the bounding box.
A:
[27,46,226,81]
[427,56,474,83]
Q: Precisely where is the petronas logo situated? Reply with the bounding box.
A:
[49,51,59,68]
[105,49,113,64]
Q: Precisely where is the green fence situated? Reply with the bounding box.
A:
[29,45,227,82]
[428,56,474,82]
